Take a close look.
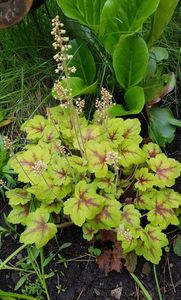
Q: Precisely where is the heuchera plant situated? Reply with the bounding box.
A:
[6,17,181,266]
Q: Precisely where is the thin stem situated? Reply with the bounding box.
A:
[0,244,26,270]
[56,221,73,229]
[153,264,163,300]
[40,248,50,300]
[130,273,153,300]
[0,290,40,300]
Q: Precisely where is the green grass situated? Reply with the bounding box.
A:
[0,0,62,136]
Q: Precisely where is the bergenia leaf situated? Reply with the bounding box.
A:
[86,141,112,178]
[21,115,47,140]
[103,118,124,148]
[82,223,98,241]
[64,181,104,226]
[142,142,162,159]
[7,204,29,225]
[122,119,142,144]
[136,225,168,264]
[20,209,57,248]
[119,141,146,168]
[147,193,179,229]
[148,153,181,188]
[134,168,155,191]
[9,145,51,184]
[6,188,31,206]
[94,171,115,193]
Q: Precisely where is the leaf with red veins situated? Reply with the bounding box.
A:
[120,205,141,227]
[64,181,104,226]
[142,142,162,159]
[122,119,142,144]
[160,189,181,208]
[147,195,179,229]
[21,115,47,140]
[82,223,98,241]
[134,190,155,210]
[96,249,122,275]
[48,155,72,186]
[135,168,155,191]
[41,123,59,143]
[94,171,115,193]
[148,153,181,188]
[7,204,30,225]
[119,141,146,168]
[20,209,57,248]
[136,225,168,264]
[73,125,101,150]
[86,141,112,178]
[103,118,124,148]
[9,145,50,184]
[90,198,121,229]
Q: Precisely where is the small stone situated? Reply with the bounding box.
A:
[94,288,101,296]
[111,287,123,300]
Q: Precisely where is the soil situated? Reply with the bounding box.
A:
[0,126,181,300]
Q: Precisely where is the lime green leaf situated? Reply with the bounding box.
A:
[119,141,146,168]
[113,35,149,89]
[120,205,141,227]
[148,106,176,147]
[159,189,181,209]
[110,87,145,116]
[122,119,142,144]
[68,155,87,173]
[48,156,72,186]
[94,171,115,193]
[142,142,161,159]
[40,199,63,214]
[134,190,155,211]
[7,204,29,225]
[91,198,121,229]
[148,0,179,47]
[86,141,112,177]
[147,195,179,229]
[136,225,168,264]
[27,174,71,202]
[57,0,107,32]
[60,77,97,97]
[135,168,155,191]
[9,145,50,184]
[69,39,96,84]
[100,0,159,54]
[21,115,47,140]
[6,188,31,206]
[64,181,104,226]
[102,118,124,148]
[20,209,57,248]
[73,125,101,150]
[148,153,181,188]
[82,223,98,241]
[41,124,59,143]
[117,225,140,252]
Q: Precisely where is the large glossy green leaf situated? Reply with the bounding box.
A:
[113,35,148,89]
[61,77,97,97]
[56,0,107,32]
[110,86,145,116]
[69,39,96,84]
[148,107,176,147]
[99,0,160,54]
[148,0,179,47]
